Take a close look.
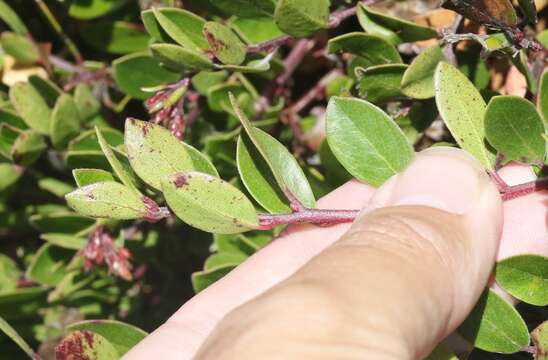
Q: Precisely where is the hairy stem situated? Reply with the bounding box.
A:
[258,209,360,230]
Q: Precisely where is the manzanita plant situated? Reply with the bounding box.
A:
[0,0,546,359]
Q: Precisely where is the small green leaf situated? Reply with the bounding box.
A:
[50,94,81,149]
[37,178,74,197]
[150,43,213,73]
[203,22,247,65]
[0,315,36,358]
[191,71,228,95]
[26,244,75,286]
[231,17,284,43]
[204,252,247,270]
[124,118,218,190]
[67,320,147,356]
[458,288,530,353]
[192,264,235,293]
[215,53,274,73]
[532,321,548,360]
[539,69,548,122]
[0,32,39,65]
[0,162,22,191]
[56,330,119,359]
[237,133,291,213]
[356,64,407,103]
[485,96,545,163]
[274,0,329,38]
[73,168,116,187]
[162,171,259,234]
[28,75,63,108]
[231,94,316,208]
[142,8,207,48]
[325,96,414,186]
[9,82,52,135]
[65,181,148,220]
[74,84,101,122]
[112,52,180,100]
[10,129,47,166]
[29,212,95,234]
[151,7,203,51]
[68,0,128,20]
[210,0,276,18]
[0,108,27,129]
[357,3,400,45]
[0,254,18,293]
[328,33,402,65]
[96,127,139,193]
[401,45,446,99]
[81,21,151,54]
[357,4,438,43]
[0,0,28,34]
[41,233,87,250]
[495,255,548,306]
[434,62,495,169]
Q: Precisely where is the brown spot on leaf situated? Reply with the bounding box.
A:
[174,173,188,188]
[141,122,153,136]
[54,330,95,360]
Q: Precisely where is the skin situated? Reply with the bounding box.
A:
[125,147,547,359]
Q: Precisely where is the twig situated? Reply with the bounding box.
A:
[258,209,360,230]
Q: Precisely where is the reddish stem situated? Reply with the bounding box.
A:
[500,177,548,201]
[258,209,360,230]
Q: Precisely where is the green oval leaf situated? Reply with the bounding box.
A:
[237,133,291,213]
[50,94,81,149]
[73,168,116,187]
[162,171,258,234]
[230,94,316,208]
[41,233,87,250]
[532,321,548,360]
[124,118,218,190]
[66,320,147,356]
[151,7,204,51]
[356,64,407,103]
[192,264,235,293]
[495,255,548,306]
[326,96,414,186]
[65,181,148,220]
[0,163,22,191]
[74,84,101,122]
[210,0,276,18]
[68,0,128,20]
[10,129,46,166]
[274,0,329,38]
[485,96,545,164]
[150,43,213,73]
[81,21,151,54]
[434,62,495,169]
[9,82,52,134]
[0,254,18,293]
[328,32,402,65]
[55,330,119,359]
[357,3,438,43]
[203,21,247,65]
[0,32,39,65]
[538,69,548,122]
[458,288,530,353]
[96,126,139,193]
[26,244,75,286]
[112,53,180,100]
[231,17,284,43]
[401,45,446,99]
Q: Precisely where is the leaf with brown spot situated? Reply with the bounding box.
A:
[55,330,119,360]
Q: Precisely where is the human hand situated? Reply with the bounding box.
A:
[124,147,547,359]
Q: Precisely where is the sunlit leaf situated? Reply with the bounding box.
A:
[9,82,52,134]
[162,171,259,234]
[495,255,548,306]
[326,96,413,186]
[55,330,119,359]
[124,118,218,190]
[203,21,247,65]
[434,62,495,169]
[401,45,446,99]
[485,96,545,163]
[459,288,529,353]
[65,181,148,220]
[328,32,402,65]
[274,0,329,37]
[73,168,116,187]
[50,94,81,149]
